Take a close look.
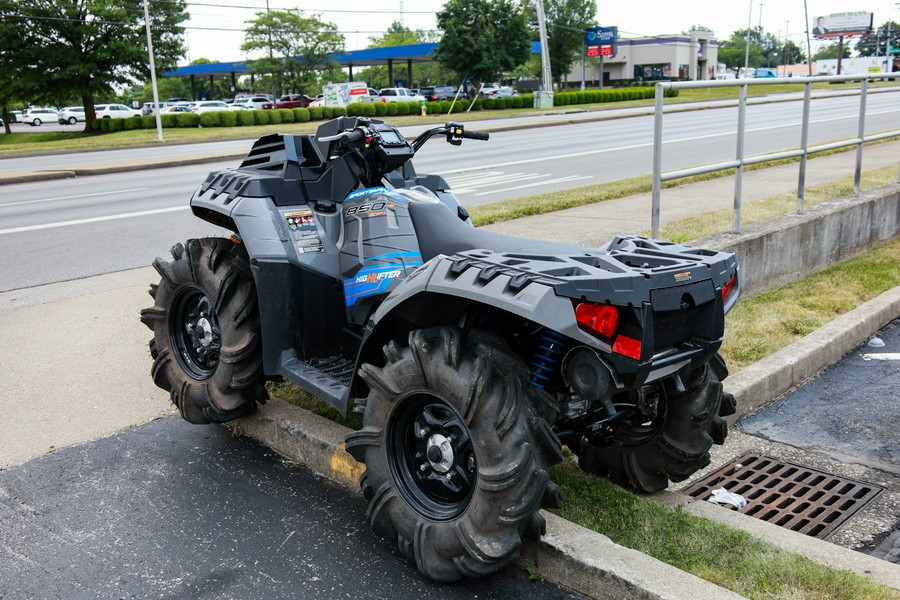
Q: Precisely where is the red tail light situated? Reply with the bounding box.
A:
[612,335,642,360]
[575,302,619,339]
[722,274,736,301]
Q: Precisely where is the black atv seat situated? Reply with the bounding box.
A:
[408,201,589,261]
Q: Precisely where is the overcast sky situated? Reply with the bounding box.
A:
[179,0,900,65]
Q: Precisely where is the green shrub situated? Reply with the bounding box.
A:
[237,110,256,126]
[98,118,110,132]
[481,97,495,109]
[253,110,269,125]
[293,107,311,122]
[509,96,523,109]
[331,106,346,117]
[278,108,294,123]
[219,111,237,127]
[200,111,221,127]
[472,98,483,110]
[362,104,377,118]
[309,106,324,120]
[664,89,679,98]
[323,106,335,119]
[140,115,156,129]
[394,102,407,116]
[267,109,282,125]
[176,112,200,128]
[123,116,141,130]
[385,102,398,116]
[110,118,125,132]
[456,99,471,112]
[346,103,365,116]
[575,92,585,104]
[373,102,387,116]
[160,114,178,128]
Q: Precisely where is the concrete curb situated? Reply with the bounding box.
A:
[227,287,900,596]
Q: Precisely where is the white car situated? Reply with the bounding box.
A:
[95,104,141,119]
[232,96,273,110]
[189,101,234,114]
[58,106,86,125]
[376,87,425,102]
[23,108,59,126]
[159,105,193,114]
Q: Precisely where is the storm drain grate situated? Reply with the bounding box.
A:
[682,454,884,539]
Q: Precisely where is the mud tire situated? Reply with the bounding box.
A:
[140,238,266,423]
[577,359,734,493]
[345,327,563,581]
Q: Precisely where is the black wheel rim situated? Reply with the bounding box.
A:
[388,393,477,521]
[168,285,222,380]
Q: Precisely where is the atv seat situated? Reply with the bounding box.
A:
[408,201,589,261]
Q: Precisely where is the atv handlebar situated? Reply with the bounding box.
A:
[318,128,366,143]
[461,129,490,141]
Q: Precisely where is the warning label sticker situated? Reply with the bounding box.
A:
[284,210,323,253]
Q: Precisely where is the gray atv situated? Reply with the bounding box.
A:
[142,117,740,581]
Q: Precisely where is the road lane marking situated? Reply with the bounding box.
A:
[0,187,151,207]
[862,353,900,361]
[0,205,188,235]
[474,175,593,196]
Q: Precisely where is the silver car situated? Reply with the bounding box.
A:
[58,106,86,125]
[23,108,59,126]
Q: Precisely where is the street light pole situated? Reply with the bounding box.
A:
[744,0,753,77]
[143,0,163,142]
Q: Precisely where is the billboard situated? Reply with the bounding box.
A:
[812,12,873,39]
[585,26,617,58]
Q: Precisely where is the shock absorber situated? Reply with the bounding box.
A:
[529,329,569,388]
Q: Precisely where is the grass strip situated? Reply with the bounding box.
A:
[549,460,896,599]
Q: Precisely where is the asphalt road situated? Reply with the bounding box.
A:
[0,415,582,599]
[2,91,898,293]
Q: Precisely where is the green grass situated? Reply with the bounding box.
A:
[721,237,900,370]
[550,460,897,599]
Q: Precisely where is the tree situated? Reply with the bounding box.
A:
[856,21,899,57]
[241,10,344,96]
[523,0,598,89]
[811,42,851,61]
[0,0,187,133]
[435,0,532,93]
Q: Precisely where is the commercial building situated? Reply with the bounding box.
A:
[571,30,718,85]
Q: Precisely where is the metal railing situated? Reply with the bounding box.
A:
[651,74,900,237]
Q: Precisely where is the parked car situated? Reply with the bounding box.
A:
[141,101,189,116]
[23,107,59,126]
[159,105,193,114]
[58,106,86,125]
[275,94,313,109]
[419,85,461,101]
[95,104,141,119]
[189,101,235,114]
[376,87,425,102]
[483,86,517,98]
[232,96,273,110]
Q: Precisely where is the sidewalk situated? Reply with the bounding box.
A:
[1,136,898,596]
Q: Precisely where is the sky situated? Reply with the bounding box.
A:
[179,0,900,65]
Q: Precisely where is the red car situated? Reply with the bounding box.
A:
[275,94,313,109]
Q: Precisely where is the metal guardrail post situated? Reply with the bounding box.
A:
[733,84,748,233]
[854,78,868,196]
[651,83,665,238]
[797,82,812,213]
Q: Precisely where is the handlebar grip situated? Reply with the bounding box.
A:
[318,128,366,143]
[463,129,490,141]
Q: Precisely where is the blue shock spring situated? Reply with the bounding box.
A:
[529,329,569,388]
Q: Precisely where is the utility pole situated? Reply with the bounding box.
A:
[744,0,753,77]
[143,0,163,142]
[803,0,812,76]
[534,0,554,108]
[782,20,790,75]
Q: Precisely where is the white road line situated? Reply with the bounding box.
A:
[862,353,900,361]
[0,187,151,207]
[473,175,592,196]
[0,206,188,235]
[451,173,545,193]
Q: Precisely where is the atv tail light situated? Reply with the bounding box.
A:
[722,274,736,301]
[612,335,642,360]
[575,302,619,339]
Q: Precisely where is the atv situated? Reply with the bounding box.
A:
[142,116,740,581]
